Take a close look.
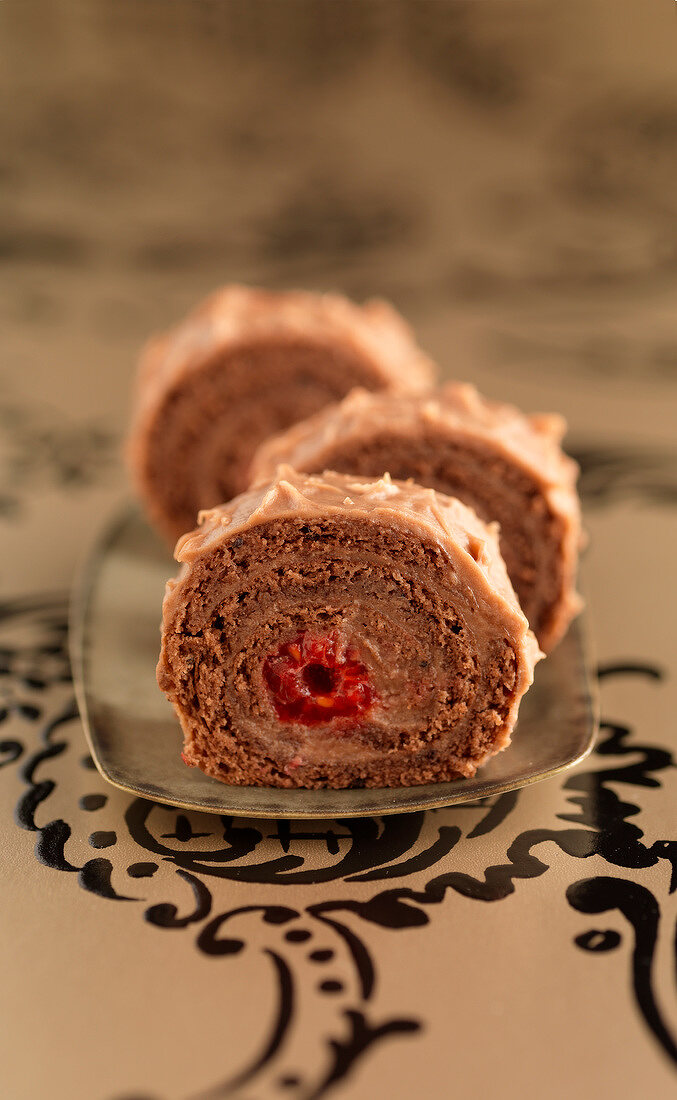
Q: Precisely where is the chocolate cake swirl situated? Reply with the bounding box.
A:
[158,467,541,790]
[127,286,434,542]
[251,385,582,652]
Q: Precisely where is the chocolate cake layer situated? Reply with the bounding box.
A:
[158,467,541,789]
[251,385,582,652]
[128,286,435,541]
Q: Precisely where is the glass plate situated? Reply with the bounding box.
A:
[70,506,598,819]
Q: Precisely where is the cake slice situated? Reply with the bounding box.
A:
[251,385,582,651]
[127,286,434,541]
[158,467,541,789]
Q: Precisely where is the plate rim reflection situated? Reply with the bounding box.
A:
[70,504,599,820]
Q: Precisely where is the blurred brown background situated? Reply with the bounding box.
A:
[1,0,676,583]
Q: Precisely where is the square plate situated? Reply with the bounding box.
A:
[70,506,598,818]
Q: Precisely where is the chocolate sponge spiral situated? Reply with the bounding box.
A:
[127,286,434,542]
[252,384,583,652]
[158,468,541,790]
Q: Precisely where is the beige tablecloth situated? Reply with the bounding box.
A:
[1,3,676,1098]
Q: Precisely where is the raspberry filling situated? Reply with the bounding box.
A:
[263,631,374,725]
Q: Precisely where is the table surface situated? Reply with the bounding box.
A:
[1,3,677,1098]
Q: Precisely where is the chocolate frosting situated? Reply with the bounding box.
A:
[253,383,579,511]
[136,286,436,405]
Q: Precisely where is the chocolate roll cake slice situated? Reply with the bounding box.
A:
[128,286,434,542]
[251,385,582,652]
[158,467,541,790]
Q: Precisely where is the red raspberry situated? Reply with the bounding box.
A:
[263,631,374,726]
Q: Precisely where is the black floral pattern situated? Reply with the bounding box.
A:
[1,587,676,1097]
